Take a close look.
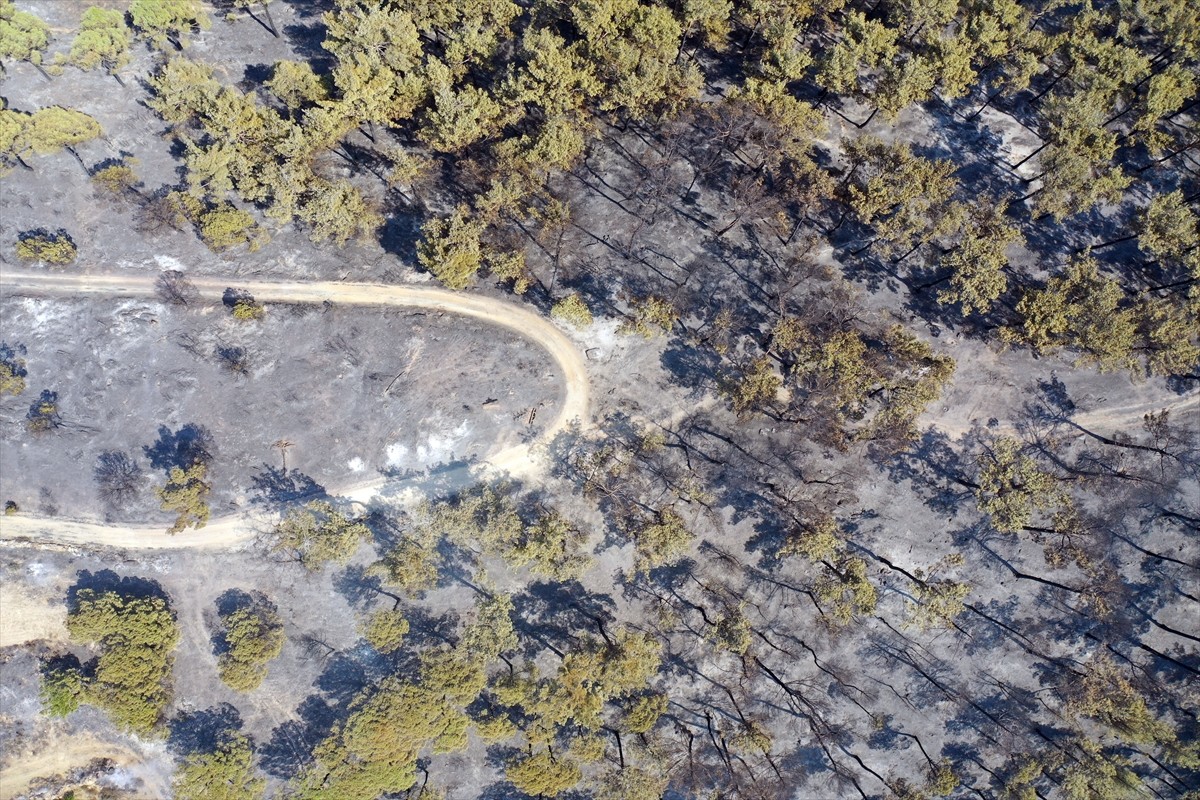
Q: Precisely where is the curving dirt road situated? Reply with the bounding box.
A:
[0,269,591,551]
[3,269,1196,551]
[0,737,134,800]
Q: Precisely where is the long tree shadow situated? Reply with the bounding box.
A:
[510,580,616,659]
[67,569,169,611]
[258,694,338,779]
[143,423,214,472]
[167,703,244,756]
[879,428,981,515]
[249,464,327,507]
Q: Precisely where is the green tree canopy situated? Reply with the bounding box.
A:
[12,106,102,161]
[59,7,131,75]
[268,500,371,571]
[60,585,180,734]
[174,733,265,800]
[158,462,212,533]
[0,0,49,73]
[130,0,210,50]
[215,595,286,692]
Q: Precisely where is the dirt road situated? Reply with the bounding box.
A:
[0,732,161,800]
[3,269,1196,550]
[0,269,590,551]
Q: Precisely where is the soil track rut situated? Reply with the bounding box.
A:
[0,269,590,551]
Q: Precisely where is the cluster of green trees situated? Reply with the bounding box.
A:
[6,0,1194,375]
[1000,654,1200,800]
[373,486,593,585]
[42,584,180,734]
[10,0,1197,796]
[297,589,667,800]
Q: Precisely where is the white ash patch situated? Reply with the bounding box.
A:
[415,420,471,465]
[385,443,409,469]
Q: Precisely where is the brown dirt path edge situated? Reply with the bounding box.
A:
[0,735,149,800]
[0,268,591,551]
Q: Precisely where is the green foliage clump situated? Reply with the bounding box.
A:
[380,486,590,585]
[16,230,76,266]
[20,106,103,157]
[905,555,971,631]
[267,60,329,108]
[722,356,781,418]
[1005,258,1137,373]
[1066,657,1179,749]
[551,294,594,329]
[59,7,131,75]
[2,105,102,174]
[297,678,470,800]
[368,537,441,595]
[937,201,1023,316]
[158,462,212,533]
[269,500,370,571]
[510,510,592,580]
[129,0,209,50]
[569,0,696,118]
[506,749,582,798]
[91,159,141,199]
[418,208,485,290]
[173,733,265,800]
[711,606,753,654]
[843,135,962,258]
[0,1,49,71]
[56,585,180,734]
[359,608,409,654]
[298,178,382,246]
[1139,190,1198,262]
[199,204,269,253]
[0,347,27,397]
[143,192,270,253]
[231,298,265,321]
[297,594,518,800]
[624,692,668,734]
[632,507,693,573]
[215,594,285,692]
[492,627,663,794]
[0,364,22,398]
[619,296,678,338]
[975,438,1063,533]
[25,389,61,432]
[40,657,84,717]
[782,516,878,626]
[814,555,878,627]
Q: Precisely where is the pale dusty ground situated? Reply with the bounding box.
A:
[0,584,65,650]
[0,730,163,800]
